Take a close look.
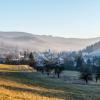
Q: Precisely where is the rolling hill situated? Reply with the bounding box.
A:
[83,41,100,56]
[0,31,100,52]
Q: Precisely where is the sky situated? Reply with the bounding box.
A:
[0,0,100,38]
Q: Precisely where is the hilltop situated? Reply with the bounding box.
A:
[0,31,100,52]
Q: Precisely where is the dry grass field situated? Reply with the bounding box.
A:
[0,64,100,100]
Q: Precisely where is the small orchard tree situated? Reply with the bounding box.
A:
[80,66,93,84]
[44,60,52,76]
[43,50,57,76]
[54,65,64,78]
[95,67,100,83]
[54,54,64,78]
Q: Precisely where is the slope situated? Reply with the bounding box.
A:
[0,64,100,100]
[0,31,100,52]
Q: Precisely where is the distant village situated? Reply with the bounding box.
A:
[0,48,100,68]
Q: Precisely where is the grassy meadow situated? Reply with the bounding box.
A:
[0,64,100,100]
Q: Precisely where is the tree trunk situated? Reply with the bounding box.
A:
[57,73,60,78]
[96,77,98,83]
[47,72,49,76]
[85,79,88,84]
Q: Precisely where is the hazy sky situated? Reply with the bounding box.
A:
[0,0,100,38]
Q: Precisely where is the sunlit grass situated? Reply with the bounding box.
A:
[0,64,33,72]
[0,88,62,100]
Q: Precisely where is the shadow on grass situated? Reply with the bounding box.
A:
[0,71,99,100]
[0,71,67,99]
[0,71,64,88]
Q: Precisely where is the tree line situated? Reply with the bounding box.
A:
[5,50,100,83]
